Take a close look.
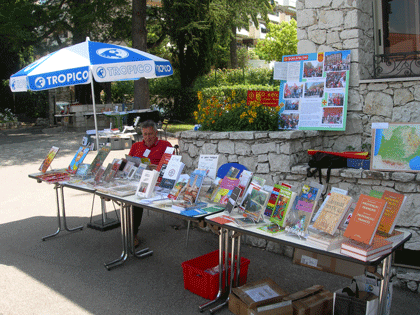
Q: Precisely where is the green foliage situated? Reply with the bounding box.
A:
[109,81,134,104]
[255,19,298,62]
[200,84,278,103]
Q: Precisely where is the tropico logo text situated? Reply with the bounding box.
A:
[156,64,172,73]
[96,48,129,59]
[34,70,89,89]
[104,64,153,77]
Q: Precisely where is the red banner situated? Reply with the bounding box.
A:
[246,90,279,107]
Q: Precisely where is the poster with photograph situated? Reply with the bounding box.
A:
[274,50,350,131]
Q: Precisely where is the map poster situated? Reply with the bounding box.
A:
[274,50,351,131]
[371,122,420,172]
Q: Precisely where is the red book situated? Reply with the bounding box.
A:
[377,190,406,234]
[343,194,387,245]
[341,237,392,256]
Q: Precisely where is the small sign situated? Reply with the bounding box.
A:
[247,90,279,107]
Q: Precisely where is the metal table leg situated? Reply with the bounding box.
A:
[104,203,152,270]
[104,204,129,270]
[42,184,83,241]
[378,255,392,315]
[209,231,241,314]
[200,228,229,312]
[87,195,120,231]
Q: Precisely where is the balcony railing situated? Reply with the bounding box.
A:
[373,51,420,79]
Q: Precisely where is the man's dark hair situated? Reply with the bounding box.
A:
[141,120,157,131]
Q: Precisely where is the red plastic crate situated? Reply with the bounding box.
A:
[181,250,250,300]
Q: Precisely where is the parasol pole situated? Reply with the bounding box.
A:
[90,80,100,151]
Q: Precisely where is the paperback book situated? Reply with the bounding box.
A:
[75,163,90,178]
[224,186,242,214]
[306,231,346,251]
[159,156,185,190]
[257,223,285,235]
[67,146,90,174]
[377,190,407,234]
[212,176,240,204]
[264,184,282,217]
[167,174,190,200]
[197,154,219,181]
[312,192,353,235]
[284,181,324,237]
[136,169,159,198]
[236,170,253,203]
[340,237,392,261]
[156,152,175,185]
[343,194,387,245]
[88,145,111,174]
[39,146,60,173]
[239,176,266,211]
[242,186,270,222]
[270,185,296,228]
[172,201,208,212]
[130,163,148,181]
[178,169,207,204]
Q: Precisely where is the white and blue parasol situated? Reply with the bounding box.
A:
[9,37,173,149]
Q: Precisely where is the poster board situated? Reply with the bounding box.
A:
[274,50,351,131]
[371,122,420,172]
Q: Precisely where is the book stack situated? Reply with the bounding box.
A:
[307,231,346,251]
[340,237,392,262]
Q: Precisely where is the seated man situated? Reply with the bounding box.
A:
[128,119,172,247]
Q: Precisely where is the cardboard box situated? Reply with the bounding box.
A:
[228,278,291,315]
[109,137,123,150]
[283,285,333,315]
[293,248,366,279]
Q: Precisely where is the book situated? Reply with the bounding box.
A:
[311,187,349,223]
[36,171,70,183]
[224,186,242,214]
[375,229,405,244]
[202,205,225,213]
[369,189,384,199]
[178,169,207,204]
[340,247,392,262]
[239,176,266,210]
[377,190,406,234]
[208,214,235,225]
[102,163,114,182]
[236,170,253,203]
[67,146,90,174]
[101,182,139,197]
[180,208,208,217]
[343,194,387,245]
[75,163,90,178]
[88,145,111,174]
[264,184,282,217]
[130,163,148,181]
[159,156,185,190]
[242,186,270,222]
[306,231,346,251]
[234,216,261,228]
[94,165,106,183]
[270,185,296,227]
[39,146,60,173]
[122,161,136,178]
[341,237,392,256]
[284,181,324,236]
[156,152,175,185]
[258,223,285,234]
[167,174,190,200]
[136,169,159,198]
[212,176,240,204]
[312,192,353,235]
[172,201,208,212]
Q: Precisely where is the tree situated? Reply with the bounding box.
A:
[161,0,216,119]
[213,0,271,69]
[254,19,298,62]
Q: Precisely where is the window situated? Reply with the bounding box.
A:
[373,0,420,78]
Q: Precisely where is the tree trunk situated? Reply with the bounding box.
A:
[132,0,150,109]
[230,25,238,69]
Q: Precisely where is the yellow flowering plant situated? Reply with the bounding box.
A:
[194,90,281,131]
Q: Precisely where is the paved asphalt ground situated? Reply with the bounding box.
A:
[0,126,419,314]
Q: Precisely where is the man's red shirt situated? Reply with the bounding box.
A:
[128,138,172,165]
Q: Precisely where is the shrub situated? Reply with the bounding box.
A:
[194,90,280,131]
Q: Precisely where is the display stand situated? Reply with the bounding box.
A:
[87,195,120,231]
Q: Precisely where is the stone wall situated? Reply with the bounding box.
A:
[178,130,420,292]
